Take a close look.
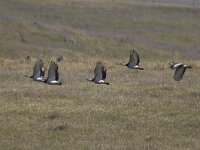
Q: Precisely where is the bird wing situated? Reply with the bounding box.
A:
[33,59,44,79]
[174,65,186,81]
[128,49,140,68]
[94,61,103,82]
[47,61,58,82]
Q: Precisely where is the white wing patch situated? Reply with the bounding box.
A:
[50,80,59,84]
[98,80,105,83]
[36,77,43,81]
[173,63,183,68]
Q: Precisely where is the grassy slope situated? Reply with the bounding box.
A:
[0,0,200,149]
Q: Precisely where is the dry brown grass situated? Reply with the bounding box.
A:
[0,58,200,149]
[0,0,200,149]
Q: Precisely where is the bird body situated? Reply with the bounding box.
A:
[173,63,184,68]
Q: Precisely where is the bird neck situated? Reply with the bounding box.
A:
[136,67,144,70]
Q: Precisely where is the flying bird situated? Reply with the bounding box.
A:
[121,49,144,70]
[173,64,191,81]
[45,61,62,85]
[25,58,45,82]
[169,62,192,69]
[87,61,109,85]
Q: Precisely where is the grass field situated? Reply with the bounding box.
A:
[0,0,200,149]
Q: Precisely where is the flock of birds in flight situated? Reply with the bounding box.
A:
[25,49,192,85]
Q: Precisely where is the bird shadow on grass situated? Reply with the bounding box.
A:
[46,112,68,131]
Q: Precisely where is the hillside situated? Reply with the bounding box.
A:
[1,0,200,60]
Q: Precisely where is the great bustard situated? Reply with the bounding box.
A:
[56,56,64,63]
[25,58,45,81]
[169,62,192,69]
[173,64,191,81]
[45,61,62,85]
[122,49,144,70]
[87,61,109,85]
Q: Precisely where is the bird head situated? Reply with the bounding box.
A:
[168,62,175,65]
